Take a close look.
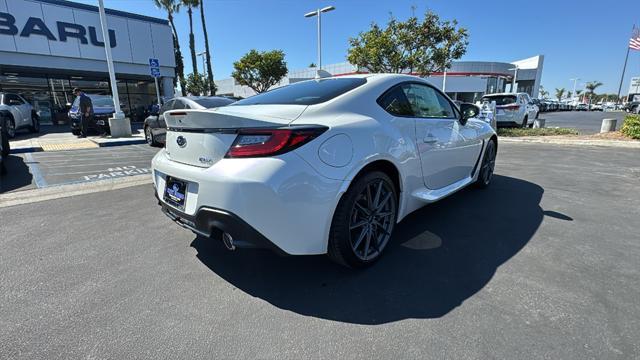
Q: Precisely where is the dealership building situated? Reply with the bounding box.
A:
[216,56,545,102]
[0,0,175,123]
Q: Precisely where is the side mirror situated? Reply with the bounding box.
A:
[459,103,479,124]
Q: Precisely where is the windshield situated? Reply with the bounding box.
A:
[193,97,235,108]
[233,78,367,106]
[88,95,114,107]
[482,95,516,105]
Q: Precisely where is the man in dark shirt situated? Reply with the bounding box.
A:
[73,88,93,138]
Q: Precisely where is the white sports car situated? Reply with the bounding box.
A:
[151,74,497,267]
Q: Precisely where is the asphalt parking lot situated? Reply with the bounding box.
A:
[0,144,158,193]
[1,142,639,359]
[542,110,627,134]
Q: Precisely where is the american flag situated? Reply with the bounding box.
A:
[631,26,640,50]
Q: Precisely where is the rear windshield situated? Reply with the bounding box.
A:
[193,98,235,108]
[482,95,516,105]
[232,78,367,106]
[88,95,114,107]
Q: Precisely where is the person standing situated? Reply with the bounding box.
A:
[73,88,93,138]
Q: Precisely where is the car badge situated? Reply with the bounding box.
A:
[176,135,187,148]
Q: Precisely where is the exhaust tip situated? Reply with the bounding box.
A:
[222,232,236,251]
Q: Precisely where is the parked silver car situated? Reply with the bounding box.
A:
[0,93,40,138]
[481,92,539,127]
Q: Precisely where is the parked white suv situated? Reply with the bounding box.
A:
[481,92,538,127]
[0,93,39,138]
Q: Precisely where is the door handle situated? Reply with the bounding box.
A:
[423,135,437,143]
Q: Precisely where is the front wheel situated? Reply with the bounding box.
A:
[475,140,496,188]
[5,118,16,138]
[145,126,158,146]
[328,171,398,268]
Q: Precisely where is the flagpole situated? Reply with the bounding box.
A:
[617,25,634,103]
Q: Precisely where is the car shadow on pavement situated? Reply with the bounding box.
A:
[0,155,33,193]
[190,175,544,324]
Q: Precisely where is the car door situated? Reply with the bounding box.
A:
[403,83,483,189]
[17,95,32,123]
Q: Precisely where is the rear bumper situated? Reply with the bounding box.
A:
[156,191,287,254]
[151,149,346,255]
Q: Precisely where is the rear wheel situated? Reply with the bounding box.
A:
[145,126,158,146]
[328,171,398,268]
[6,117,16,138]
[29,113,40,133]
[475,140,496,188]
[1,119,9,158]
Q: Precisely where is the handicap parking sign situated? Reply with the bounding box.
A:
[149,58,160,78]
[149,58,160,68]
[150,67,161,78]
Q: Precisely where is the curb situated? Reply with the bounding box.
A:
[499,136,640,149]
[9,137,146,154]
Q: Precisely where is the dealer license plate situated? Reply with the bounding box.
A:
[164,176,187,209]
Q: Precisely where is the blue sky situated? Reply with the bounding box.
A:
[83,0,640,95]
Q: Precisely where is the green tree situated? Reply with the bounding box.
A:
[153,0,186,95]
[567,91,572,99]
[309,62,317,68]
[182,0,199,76]
[232,49,288,93]
[185,72,209,95]
[539,86,548,99]
[347,10,468,75]
[198,0,215,94]
[585,81,603,103]
[555,88,565,101]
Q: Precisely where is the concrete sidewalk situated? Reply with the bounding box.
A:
[9,124,146,153]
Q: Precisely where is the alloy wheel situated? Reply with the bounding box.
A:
[348,179,397,261]
[145,127,153,145]
[480,142,496,185]
[7,119,15,138]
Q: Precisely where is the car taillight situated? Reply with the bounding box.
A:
[225,126,328,158]
[501,104,521,111]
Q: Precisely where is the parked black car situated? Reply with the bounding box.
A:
[69,94,115,136]
[143,96,236,146]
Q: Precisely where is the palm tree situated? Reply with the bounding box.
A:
[585,81,603,104]
[539,86,548,99]
[182,0,199,77]
[555,87,565,101]
[567,91,572,99]
[154,0,186,95]
[199,0,215,94]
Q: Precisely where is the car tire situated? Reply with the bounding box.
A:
[1,121,9,158]
[145,126,158,147]
[327,170,398,268]
[29,113,40,133]
[475,139,496,189]
[521,115,529,128]
[5,117,16,139]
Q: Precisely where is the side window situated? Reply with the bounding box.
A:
[172,100,186,110]
[402,84,455,119]
[160,100,174,113]
[6,94,23,105]
[377,86,413,116]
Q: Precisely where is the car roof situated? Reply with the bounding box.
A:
[483,93,519,97]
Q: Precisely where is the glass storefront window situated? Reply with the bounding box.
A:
[127,80,155,95]
[69,78,110,95]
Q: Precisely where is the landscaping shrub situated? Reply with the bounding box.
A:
[497,127,579,137]
[621,114,640,140]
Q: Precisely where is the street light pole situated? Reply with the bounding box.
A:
[197,51,207,78]
[304,6,335,79]
[570,78,579,103]
[509,66,519,93]
[98,0,130,136]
